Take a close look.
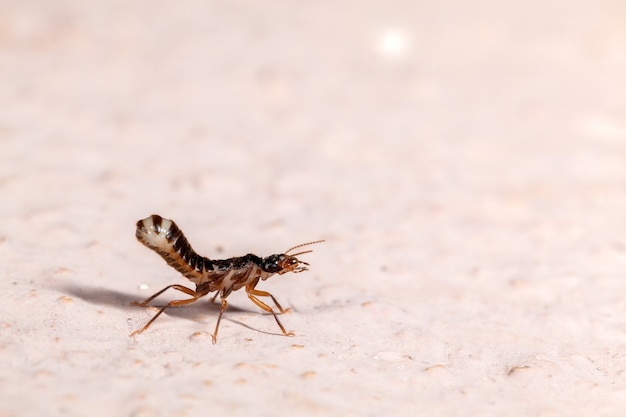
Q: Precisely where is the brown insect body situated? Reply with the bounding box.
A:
[131,214,321,343]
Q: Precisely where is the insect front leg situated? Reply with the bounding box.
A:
[247,288,291,314]
[245,285,294,337]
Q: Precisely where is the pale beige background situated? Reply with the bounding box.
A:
[1,1,626,416]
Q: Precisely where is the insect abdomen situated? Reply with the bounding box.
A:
[136,215,212,284]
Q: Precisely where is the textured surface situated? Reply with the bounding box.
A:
[1,1,626,416]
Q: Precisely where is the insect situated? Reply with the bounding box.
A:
[130,214,322,344]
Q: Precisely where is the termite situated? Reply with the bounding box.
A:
[130,214,322,344]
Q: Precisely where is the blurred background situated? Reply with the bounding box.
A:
[2,0,623,285]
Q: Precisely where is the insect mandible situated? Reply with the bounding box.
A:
[130,214,322,343]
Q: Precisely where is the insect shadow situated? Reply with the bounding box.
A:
[60,283,271,328]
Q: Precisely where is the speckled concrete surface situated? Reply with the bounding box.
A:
[1,1,626,416]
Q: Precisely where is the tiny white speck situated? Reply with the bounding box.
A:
[138,284,149,290]
[377,29,409,57]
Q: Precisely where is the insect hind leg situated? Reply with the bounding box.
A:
[130,285,205,336]
[130,284,197,307]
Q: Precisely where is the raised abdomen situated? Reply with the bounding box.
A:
[136,214,209,285]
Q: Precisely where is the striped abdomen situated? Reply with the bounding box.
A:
[135,215,212,285]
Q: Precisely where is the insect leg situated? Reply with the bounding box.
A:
[211,298,228,344]
[247,288,289,314]
[130,285,204,336]
[130,284,197,307]
[245,288,294,337]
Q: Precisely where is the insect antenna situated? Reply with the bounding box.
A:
[284,240,325,255]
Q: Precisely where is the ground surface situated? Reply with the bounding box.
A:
[1,1,626,416]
